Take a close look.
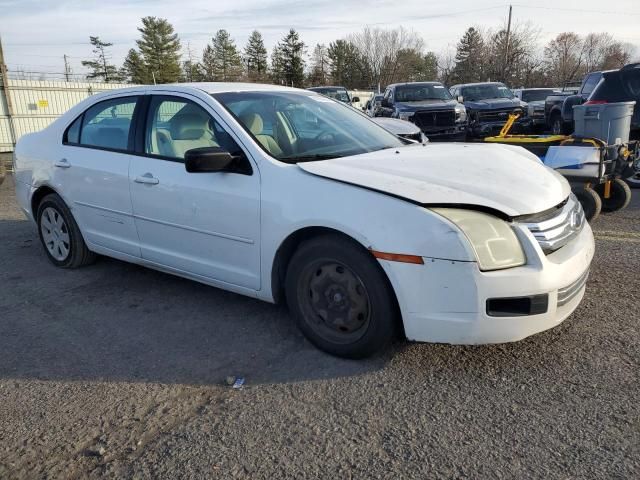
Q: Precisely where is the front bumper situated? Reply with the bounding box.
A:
[379,222,595,344]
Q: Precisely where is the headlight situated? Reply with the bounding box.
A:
[431,208,526,271]
[454,104,467,123]
[398,111,413,121]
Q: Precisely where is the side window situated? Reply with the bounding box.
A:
[145,96,244,162]
[79,97,138,151]
[581,74,600,96]
[64,115,82,144]
[383,89,392,104]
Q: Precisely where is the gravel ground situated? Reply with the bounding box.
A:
[0,174,638,479]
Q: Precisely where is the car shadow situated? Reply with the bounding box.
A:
[0,209,400,385]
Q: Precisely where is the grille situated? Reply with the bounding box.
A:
[413,110,456,130]
[518,194,585,254]
[557,269,590,306]
[477,108,516,122]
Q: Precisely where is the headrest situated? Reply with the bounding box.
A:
[171,113,208,140]
[241,113,264,135]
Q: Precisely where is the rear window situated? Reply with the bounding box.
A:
[581,73,601,96]
[590,70,639,103]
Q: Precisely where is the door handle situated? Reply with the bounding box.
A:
[134,173,159,185]
[54,159,71,168]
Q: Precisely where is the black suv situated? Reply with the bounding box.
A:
[449,82,531,138]
[377,82,466,141]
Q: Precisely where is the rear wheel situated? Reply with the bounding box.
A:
[594,179,632,212]
[285,235,398,358]
[575,187,602,222]
[36,193,96,268]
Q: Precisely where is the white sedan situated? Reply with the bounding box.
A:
[13,83,594,358]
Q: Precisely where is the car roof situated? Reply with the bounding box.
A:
[307,86,348,90]
[387,82,442,88]
[453,82,506,88]
[93,83,306,98]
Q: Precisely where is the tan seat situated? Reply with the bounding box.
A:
[156,113,219,159]
[241,113,283,156]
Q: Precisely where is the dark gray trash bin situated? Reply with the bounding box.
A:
[573,101,635,144]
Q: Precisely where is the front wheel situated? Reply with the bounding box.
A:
[593,179,632,212]
[551,115,566,135]
[285,235,399,358]
[575,187,602,222]
[36,193,96,268]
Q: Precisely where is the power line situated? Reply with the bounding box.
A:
[511,4,640,16]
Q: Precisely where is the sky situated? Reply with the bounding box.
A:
[1,0,639,77]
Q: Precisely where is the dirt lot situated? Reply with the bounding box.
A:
[0,174,638,479]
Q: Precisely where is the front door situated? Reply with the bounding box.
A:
[129,94,261,290]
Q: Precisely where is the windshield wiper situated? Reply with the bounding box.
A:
[280,154,341,163]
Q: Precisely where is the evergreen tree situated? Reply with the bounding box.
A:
[244,30,268,82]
[327,40,367,88]
[272,29,305,87]
[136,16,182,84]
[308,43,330,86]
[120,49,147,84]
[451,27,486,83]
[201,29,243,81]
[81,36,122,82]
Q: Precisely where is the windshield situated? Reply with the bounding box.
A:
[395,84,452,102]
[309,88,351,103]
[461,84,514,101]
[521,89,556,102]
[213,91,405,163]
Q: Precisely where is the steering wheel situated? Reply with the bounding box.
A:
[313,130,335,143]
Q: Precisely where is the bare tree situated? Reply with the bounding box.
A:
[348,26,425,88]
[544,32,585,86]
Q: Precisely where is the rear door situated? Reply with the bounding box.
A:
[56,94,143,257]
[129,93,261,290]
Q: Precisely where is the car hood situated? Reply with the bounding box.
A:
[372,117,420,135]
[297,143,570,217]
[395,100,457,111]
[463,98,521,110]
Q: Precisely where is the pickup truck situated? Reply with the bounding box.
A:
[513,88,560,132]
[449,82,531,138]
[544,72,610,134]
[377,82,467,141]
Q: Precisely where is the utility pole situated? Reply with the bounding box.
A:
[63,54,71,82]
[503,4,513,81]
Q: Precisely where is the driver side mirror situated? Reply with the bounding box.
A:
[185,147,234,173]
[351,96,360,103]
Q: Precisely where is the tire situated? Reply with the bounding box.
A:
[36,193,96,268]
[285,234,398,359]
[575,187,602,222]
[593,179,632,212]
[551,114,566,135]
[625,170,640,189]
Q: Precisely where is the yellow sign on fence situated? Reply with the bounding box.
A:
[37,99,49,108]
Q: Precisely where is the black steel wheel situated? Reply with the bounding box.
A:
[575,187,602,222]
[285,234,398,358]
[594,179,632,212]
